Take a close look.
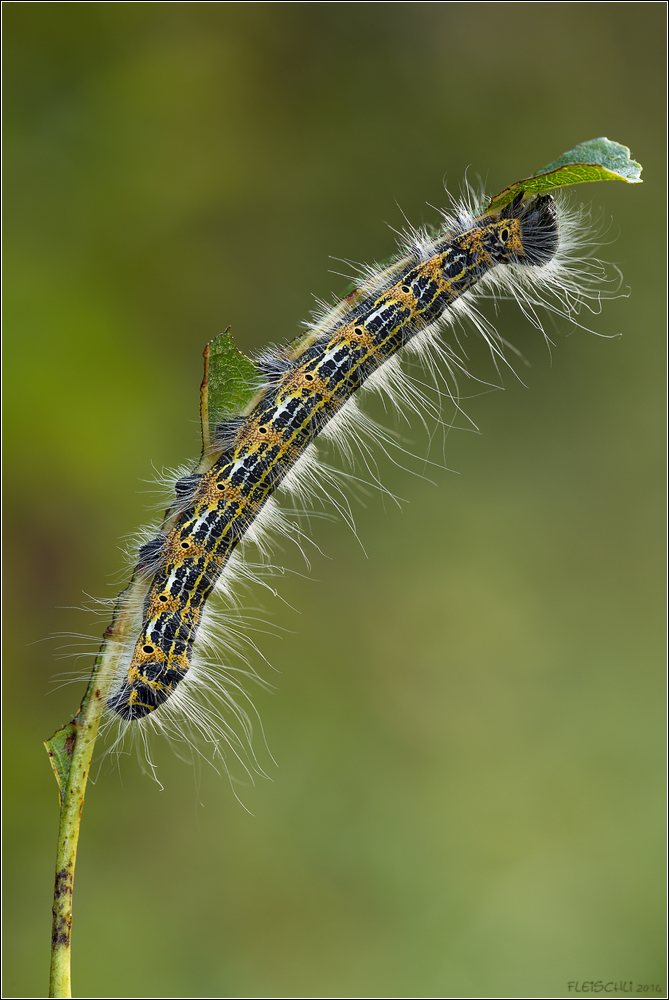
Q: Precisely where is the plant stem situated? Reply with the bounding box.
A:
[46,583,147,998]
[48,695,103,998]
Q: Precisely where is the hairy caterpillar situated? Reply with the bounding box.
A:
[98,172,616,765]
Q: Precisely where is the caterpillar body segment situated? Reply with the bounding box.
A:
[108,192,561,721]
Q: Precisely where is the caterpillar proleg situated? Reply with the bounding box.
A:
[86,140,640,773]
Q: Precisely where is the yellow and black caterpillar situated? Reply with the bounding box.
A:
[108,192,561,721]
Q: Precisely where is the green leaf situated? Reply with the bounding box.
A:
[200,328,261,451]
[44,722,78,805]
[487,137,642,212]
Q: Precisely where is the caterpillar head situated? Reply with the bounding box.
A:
[501,191,560,266]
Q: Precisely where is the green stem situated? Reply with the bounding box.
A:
[46,582,147,998]
[48,690,104,997]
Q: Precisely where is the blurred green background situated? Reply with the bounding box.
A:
[3,4,665,998]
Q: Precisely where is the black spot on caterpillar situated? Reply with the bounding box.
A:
[254,348,295,387]
[174,474,203,499]
[136,535,166,575]
[214,416,246,451]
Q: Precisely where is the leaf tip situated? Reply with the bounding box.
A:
[44,722,78,802]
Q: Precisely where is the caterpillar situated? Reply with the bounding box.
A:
[99,170,617,764]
